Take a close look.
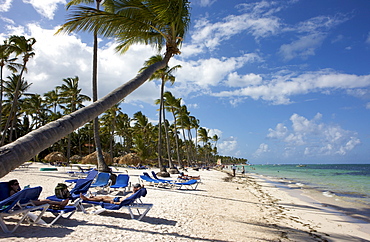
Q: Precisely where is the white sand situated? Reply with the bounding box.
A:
[1,162,370,241]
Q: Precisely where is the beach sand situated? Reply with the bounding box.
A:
[1,162,370,241]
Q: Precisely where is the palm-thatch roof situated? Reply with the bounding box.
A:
[81,151,112,165]
[44,152,67,162]
[115,153,142,165]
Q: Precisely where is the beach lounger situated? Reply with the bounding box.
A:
[90,172,111,191]
[65,169,98,184]
[171,179,199,190]
[40,179,94,225]
[109,174,130,193]
[139,174,169,187]
[150,171,174,183]
[47,179,93,201]
[0,186,49,233]
[81,188,153,220]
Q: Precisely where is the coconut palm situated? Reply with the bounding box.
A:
[1,74,32,144]
[67,0,109,172]
[58,76,91,162]
[141,55,181,174]
[0,40,23,136]
[0,0,190,178]
[1,36,36,146]
[163,91,182,167]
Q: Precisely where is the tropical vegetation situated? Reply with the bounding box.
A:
[0,0,247,178]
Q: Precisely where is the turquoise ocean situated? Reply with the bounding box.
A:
[240,164,370,220]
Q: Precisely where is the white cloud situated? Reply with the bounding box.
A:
[366,32,370,44]
[253,143,269,157]
[190,11,281,51]
[279,33,326,61]
[212,69,370,105]
[2,23,158,105]
[226,72,263,87]
[172,53,261,95]
[23,0,66,19]
[218,136,238,155]
[196,0,216,7]
[366,102,370,109]
[0,0,12,12]
[266,113,361,157]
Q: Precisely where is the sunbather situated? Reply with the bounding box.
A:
[178,173,200,180]
[80,183,143,205]
[8,179,69,208]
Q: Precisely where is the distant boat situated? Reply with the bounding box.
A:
[296,164,307,167]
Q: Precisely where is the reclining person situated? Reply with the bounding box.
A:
[8,179,69,208]
[80,183,143,205]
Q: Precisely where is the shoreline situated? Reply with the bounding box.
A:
[1,163,370,241]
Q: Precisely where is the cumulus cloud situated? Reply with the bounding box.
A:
[23,0,66,19]
[0,0,12,12]
[253,143,269,157]
[190,2,281,51]
[218,136,238,155]
[266,113,361,157]
[212,69,370,105]
[2,23,158,104]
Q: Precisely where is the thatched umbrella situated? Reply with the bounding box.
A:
[44,152,67,162]
[70,155,82,163]
[81,151,112,165]
[118,153,141,165]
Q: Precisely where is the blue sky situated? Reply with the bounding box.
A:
[1,0,369,164]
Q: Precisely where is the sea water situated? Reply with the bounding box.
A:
[238,164,370,221]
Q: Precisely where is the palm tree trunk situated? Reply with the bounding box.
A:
[92,0,109,173]
[0,57,168,178]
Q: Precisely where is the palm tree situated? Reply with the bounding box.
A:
[0,0,190,178]
[141,55,181,175]
[0,40,23,136]
[1,74,32,144]
[100,103,122,159]
[58,76,91,162]
[163,91,182,167]
[67,0,109,172]
[1,36,36,146]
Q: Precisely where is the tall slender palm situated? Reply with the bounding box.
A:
[67,0,109,172]
[1,36,36,146]
[100,103,121,159]
[141,55,181,174]
[177,104,192,166]
[198,127,210,164]
[163,92,182,167]
[1,74,31,144]
[0,40,22,136]
[58,76,91,161]
[0,0,190,178]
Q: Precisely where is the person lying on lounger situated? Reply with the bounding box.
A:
[80,183,143,205]
[8,179,70,209]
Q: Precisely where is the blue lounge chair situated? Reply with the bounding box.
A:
[65,169,98,184]
[139,174,168,187]
[47,178,93,202]
[109,174,130,192]
[42,179,94,225]
[150,171,174,183]
[171,179,199,190]
[90,172,111,191]
[82,188,152,220]
[0,186,49,233]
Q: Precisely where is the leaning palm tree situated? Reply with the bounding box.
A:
[0,0,190,178]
